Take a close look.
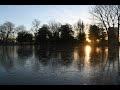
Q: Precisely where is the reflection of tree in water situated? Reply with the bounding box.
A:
[34,45,73,67]
[34,45,51,66]
[17,46,33,58]
[59,48,73,67]
[89,46,120,84]
[0,46,15,72]
[73,46,107,71]
[103,46,119,74]
[73,46,85,71]
[89,47,105,67]
[16,46,33,66]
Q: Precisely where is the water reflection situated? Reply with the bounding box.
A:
[16,46,33,67]
[73,46,85,71]
[34,45,73,67]
[0,46,16,72]
[85,45,91,64]
[105,46,119,74]
[0,45,120,85]
[17,46,33,59]
[73,48,79,61]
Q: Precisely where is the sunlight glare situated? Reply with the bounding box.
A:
[96,48,100,53]
[86,38,91,43]
[85,45,91,64]
[85,45,91,57]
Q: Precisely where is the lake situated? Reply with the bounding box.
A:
[0,45,120,85]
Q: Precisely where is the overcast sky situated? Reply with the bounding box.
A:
[0,5,93,30]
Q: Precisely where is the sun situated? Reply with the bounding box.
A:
[86,38,91,43]
[86,35,91,43]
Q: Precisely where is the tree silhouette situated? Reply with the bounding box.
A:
[0,25,6,43]
[88,25,101,45]
[16,31,33,43]
[0,21,15,44]
[16,25,26,33]
[73,19,86,44]
[99,28,107,46]
[59,24,74,42]
[77,32,86,43]
[78,21,85,43]
[31,19,41,37]
[90,5,120,45]
[35,24,52,44]
[48,20,61,43]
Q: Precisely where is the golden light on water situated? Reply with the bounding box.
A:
[85,45,91,57]
[73,48,79,61]
[105,48,108,52]
[85,45,91,63]
[105,48,108,58]
[73,45,92,63]
[96,48,100,53]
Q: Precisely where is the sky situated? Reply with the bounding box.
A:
[0,5,92,30]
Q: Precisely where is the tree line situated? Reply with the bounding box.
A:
[0,19,87,45]
[0,19,108,46]
[0,5,119,46]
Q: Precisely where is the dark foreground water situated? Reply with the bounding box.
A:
[0,45,120,85]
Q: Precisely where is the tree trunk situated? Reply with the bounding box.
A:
[118,15,120,46]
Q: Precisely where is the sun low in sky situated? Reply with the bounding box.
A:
[0,5,92,30]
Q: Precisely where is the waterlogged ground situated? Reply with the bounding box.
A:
[0,45,120,85]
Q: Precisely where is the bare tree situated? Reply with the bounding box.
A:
[48,20,61,34]
[73,19,85,40]
[0,25,6,41]
[90,5,120,45]
[48,20,61,41]
[112,5,120,44]
[2,21,15,42]
[31,19,40,36]
[16,25,26,32]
